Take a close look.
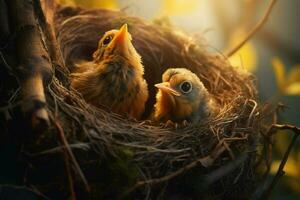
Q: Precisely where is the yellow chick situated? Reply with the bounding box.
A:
[71,24,148,119]
[154,68,216,124]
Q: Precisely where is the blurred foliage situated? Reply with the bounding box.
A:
[57,0,75,6]
[160,0,200,16]
[57,0,119,9]
[272,57,300,95]
[228,29,258,72]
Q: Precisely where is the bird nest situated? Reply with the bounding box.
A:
[6,4,273,200]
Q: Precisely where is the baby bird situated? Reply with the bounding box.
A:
[71,24,148,119]
[154,68,216,124]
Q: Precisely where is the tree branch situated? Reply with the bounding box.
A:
[259,124,300,199]
[270,124,300,135]
[54,119,90,194]
[225,0,278,57]
[7,0,54,131]
[119,139,234,198]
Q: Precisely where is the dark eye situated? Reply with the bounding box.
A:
[180,81,192,93]
[102,35,113,46]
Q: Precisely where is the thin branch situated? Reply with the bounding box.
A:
[225,0,278,57]
[54,120,90,193]
[0,184,50,200]
[246,99,258,127]
[270,124,300,135]
[204,153,248,185]
[54,120,77,200]
[259,124,300,199]
[0,50,14,76]
[119,141,228,198]
[64,152,77,200]
[258,104,283,179]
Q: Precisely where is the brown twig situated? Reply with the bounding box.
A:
[246,99,258,127]
[0,50,14,76]
[259,124,300,199]
[257,104,282,180]
[119,141,228,198]
[204,153,248,185]
[270,124,300,135]
[54,119,76,200]
[64,151,77,200]
[0,184,51,200]
[225,0,278,57]
[120,134,249,199]
[54,120,90,193]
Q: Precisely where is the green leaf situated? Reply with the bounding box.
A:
[271,57,286,93]
[284,82,300,95]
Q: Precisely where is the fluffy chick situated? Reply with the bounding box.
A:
[154,68,216,124]
[71,24,148,119]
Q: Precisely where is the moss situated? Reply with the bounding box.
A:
[89,147,139,199]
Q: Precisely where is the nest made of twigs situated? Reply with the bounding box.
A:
[19,4,270,200]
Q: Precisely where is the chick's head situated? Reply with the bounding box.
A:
[92,24,141,68]
[155,68,211,123]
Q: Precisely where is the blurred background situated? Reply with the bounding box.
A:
[58,0,300,199]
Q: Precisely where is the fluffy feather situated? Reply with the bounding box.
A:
[154,68,216,124]
[71,24,148,119]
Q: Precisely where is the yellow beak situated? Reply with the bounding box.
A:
[108,24,131,55]
[155,82,181,96]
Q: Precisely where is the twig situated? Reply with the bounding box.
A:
[223,141,235,159]
[204,153,248,185]
[64,152,77,200]
[224,136,248,142]
[259,124,300,199]
[246,99,258,127]
[257,104,283,180]
[30,143,91,156]
[54,120,77,200]
[0,184,50,200]
[54,120,90,193]
[119,141,228,198]
[225,0,278,57]
[114,141,190,153]
[270,124,300,135]
[0,50,14,76]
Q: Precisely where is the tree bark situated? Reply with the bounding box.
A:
[34,0,69,86]
[7,0,54,131]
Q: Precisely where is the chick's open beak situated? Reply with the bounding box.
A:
[108,24,131,56]
[155,82,181,96]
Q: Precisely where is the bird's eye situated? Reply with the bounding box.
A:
[180,81,192,93]
[102,35,113,46]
